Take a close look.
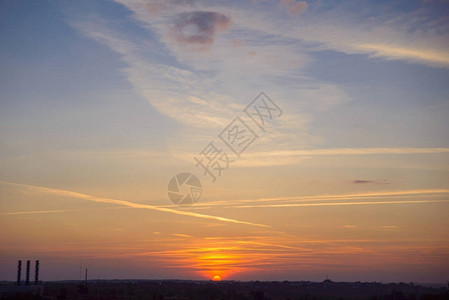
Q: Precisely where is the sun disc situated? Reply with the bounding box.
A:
[212,275,221,281]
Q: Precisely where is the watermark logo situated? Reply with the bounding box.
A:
[244,92,283,131]
[167,173,202,206]
[194,141,234,183]
[218,117,258,157]
[167,92,282,205]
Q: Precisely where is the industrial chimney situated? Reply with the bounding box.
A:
[25,260,30,285]
[17,260,22,285]
[34,260,39,284]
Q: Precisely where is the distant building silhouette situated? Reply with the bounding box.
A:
[16,260,21,286]
[25,260,30,285]
[16,259,40,286]
[34,260,39,284]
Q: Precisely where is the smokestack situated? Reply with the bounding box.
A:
[26,260,30,285]
[85,268,88,284]
[17,260,22,285]
[34,260,39,284]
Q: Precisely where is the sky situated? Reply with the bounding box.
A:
[1,0,449,283]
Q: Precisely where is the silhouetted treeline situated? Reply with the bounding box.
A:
[1,280,448,300]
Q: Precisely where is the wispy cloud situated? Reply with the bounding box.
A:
[69,2,449,169]
[172,147,449,167]
[231,199,449,209]
[193,189,449,208]
[0,209,76,215]
[235,2,449,68]
[172,233,193,238]
[352,179,389,185]
[0,182,269,228]
[355,43,449,67]
[71,17,239,132]
[110,231,449,278]
[353,180,376,184]
[70,2,357,159]
[239,147,449,167]
[278,147,449,155]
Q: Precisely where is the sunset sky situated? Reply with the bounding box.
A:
[1,0,449,283]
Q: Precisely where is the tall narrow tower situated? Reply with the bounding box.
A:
[25,260,30,285]
[34,260,39,284]
[17,260,22,285]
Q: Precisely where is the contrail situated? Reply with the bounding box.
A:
[180,147,449,167]
[231,199,449,209]
[193,189,449,207]
[0,209,76,215]
[0,181,269,228]
[250,147,449,157]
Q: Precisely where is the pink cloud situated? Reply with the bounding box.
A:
[288,1,308,16]
[169,11,231,48]
[280,0,308,16]
[231,39,245,47]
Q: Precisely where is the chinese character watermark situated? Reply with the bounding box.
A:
[167,92,282,205]
[244,92,283,131]
[218,117,258,156]
[194,141,234,183]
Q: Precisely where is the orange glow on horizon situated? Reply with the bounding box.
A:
[212,275,222,281]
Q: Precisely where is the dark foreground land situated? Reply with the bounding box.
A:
[1,280,448,300]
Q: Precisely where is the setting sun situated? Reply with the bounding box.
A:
[212,275,222,281]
